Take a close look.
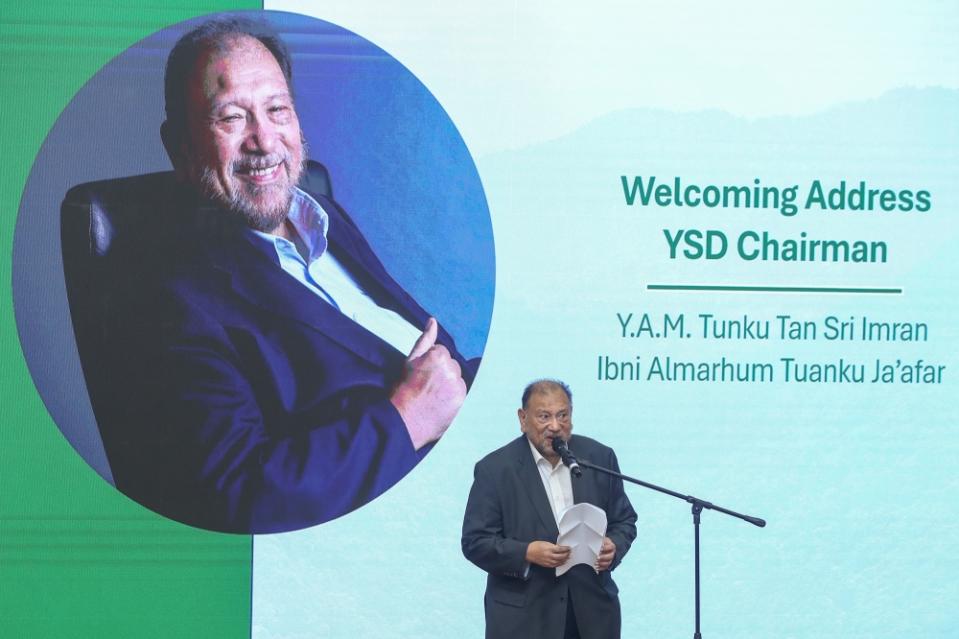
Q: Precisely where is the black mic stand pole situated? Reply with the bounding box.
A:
[575,457,766,639]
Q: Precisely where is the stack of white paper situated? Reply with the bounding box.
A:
[555,503,607,576]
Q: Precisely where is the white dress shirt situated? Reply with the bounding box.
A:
[527,438,575,525]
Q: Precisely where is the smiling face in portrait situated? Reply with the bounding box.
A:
[183,35,304,232]
[518,385,573,465]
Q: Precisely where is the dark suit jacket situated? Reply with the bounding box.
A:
[85,185,475,533]
[462,435,637,639]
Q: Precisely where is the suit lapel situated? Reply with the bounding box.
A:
[514,438,560,539]
[204,230,401,370]
[301,193,470,370]
[318,194,427,330]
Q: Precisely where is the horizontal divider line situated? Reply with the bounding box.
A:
[647,284,902,294]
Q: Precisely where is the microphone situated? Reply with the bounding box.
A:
[551,438,582,477]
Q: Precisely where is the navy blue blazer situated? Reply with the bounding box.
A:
[462,435,637,639]
[91,187,476,533]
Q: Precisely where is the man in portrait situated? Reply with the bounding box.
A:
[62,17,476,533]
[462,380,636,638]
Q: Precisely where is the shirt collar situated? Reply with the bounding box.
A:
[247,187,330,263]
[527,437,559,470]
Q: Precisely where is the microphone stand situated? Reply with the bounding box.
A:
[574,455,765,639]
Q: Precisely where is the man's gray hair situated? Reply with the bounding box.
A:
[521,379,572,409]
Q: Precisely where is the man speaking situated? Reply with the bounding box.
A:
[462,380,637,638]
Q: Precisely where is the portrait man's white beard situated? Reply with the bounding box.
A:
[195,147,306,232]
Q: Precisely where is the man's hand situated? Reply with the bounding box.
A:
[391,318,467,450]
[595,536,616,572]
[526,541,572,568]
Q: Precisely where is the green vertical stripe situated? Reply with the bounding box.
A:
[1,2,259,637]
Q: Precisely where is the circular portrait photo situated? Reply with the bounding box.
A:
[13,11,494,533]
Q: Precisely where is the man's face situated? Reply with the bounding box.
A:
[518,387,573,464]
[183,36,304,232]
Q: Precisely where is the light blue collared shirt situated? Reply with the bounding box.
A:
[248,188,422,355]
